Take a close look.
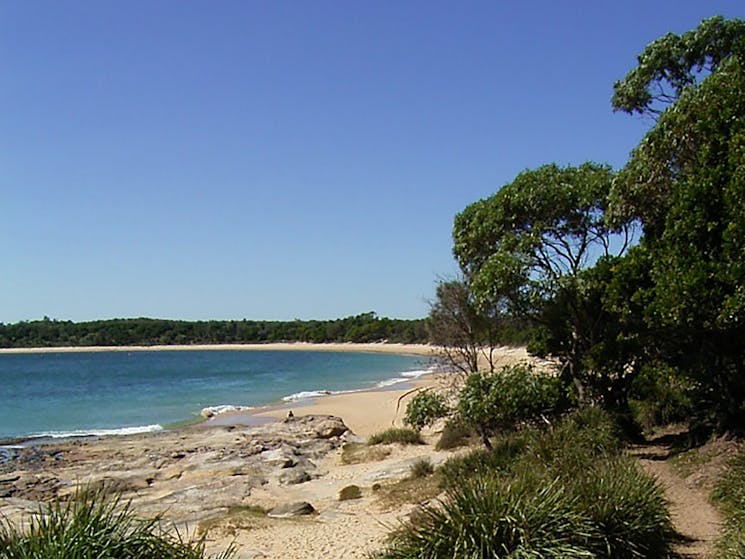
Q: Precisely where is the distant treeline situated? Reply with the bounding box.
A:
[0,312,429,348]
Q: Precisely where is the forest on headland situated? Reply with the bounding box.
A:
[0,312,428,348]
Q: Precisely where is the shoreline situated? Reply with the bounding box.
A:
[0,341,436,356]
[0,343,440,444]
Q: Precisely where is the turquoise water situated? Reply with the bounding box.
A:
[0,350,427,440]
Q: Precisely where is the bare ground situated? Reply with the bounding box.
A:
[630,432,726,559]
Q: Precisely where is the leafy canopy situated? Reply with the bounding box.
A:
[612,15,745,116]
[453,163,627,314]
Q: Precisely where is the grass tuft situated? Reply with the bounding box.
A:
[0,489,235,559]
[373,408,674,559]
[712,447,745,558]
[368,428,423,446]
[435,418,475,450]
[409,459,434,479]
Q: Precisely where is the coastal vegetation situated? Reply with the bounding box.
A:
[0,312,426,348]
[375,409,672,559]
[385,15,745,558]
[0,490,235,559]
[433,15,745,437]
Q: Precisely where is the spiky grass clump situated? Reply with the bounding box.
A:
[712,448,745,558]
[439,435,527,489]
[408,459,434,479]
[570,458,673,559]
[376,476,598,559]
[0,490,235,559]
[368,428,423,446]
[375,409,674,559]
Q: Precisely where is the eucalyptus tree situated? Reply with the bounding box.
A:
[611,16,745,430]
[452,163,634,402]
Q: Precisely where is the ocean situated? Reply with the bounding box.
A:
[0,350,428,441]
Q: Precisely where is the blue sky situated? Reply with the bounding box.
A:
[2,1,743,323]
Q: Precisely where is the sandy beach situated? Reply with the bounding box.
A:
[0,344,532,558]
[0,342,437,356]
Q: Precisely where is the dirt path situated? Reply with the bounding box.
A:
[630,440,722,559]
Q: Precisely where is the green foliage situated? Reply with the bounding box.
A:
[376,475,598,559]
[612,16,745,116]
[0,490,235,559]
[439,437,528,489]
[568,459,673,559]
[376,409,672,559]
[712,448,745,558]
[339,485,363,501]
[452,162,620,314]
[0,313,428,348]
[403,391,449,431]
[457,364,563,446]
[408,459,434,479]
[629,363,694,432]
[435,417,475,450]
[368,428,423,446]
[610,18,745,431]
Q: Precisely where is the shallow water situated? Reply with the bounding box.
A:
[0,350,427,440]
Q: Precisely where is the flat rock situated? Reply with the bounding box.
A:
[267,501,316,518]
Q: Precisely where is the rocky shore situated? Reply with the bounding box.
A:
[0,412,453,558]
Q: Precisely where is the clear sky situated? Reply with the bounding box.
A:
[2,1,744,323]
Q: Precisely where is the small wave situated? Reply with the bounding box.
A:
[282,390,333,402]
[200,404,253,418]
[376,377,409,388]
[401,368,432,378]
[29,424,164,439]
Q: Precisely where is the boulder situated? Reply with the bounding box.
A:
[277,468,311,486]
[267,501,316,518]
[313,417,348,439]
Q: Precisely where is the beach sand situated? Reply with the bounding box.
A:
[0,342,437,356]
[0,344,533,558]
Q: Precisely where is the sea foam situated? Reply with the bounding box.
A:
[29,424,164,439]
[200,404,253,418]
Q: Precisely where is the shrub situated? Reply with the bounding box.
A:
[435,417,474,450]
[0,489,235,559]
[339,485,363,501]
[630,363,694,432]
[409,459,434,479]
[368,428,423,446]
[457,364,563,447]
[404,391,449,430]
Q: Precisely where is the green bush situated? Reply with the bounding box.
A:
[404,391,449,430]
[0,490,235,559]
[457,364,563,445]
[435,417,474,450]
[409,459,434,479]
[630,363,694,432]
[339,485,363,501]
[368,428,423,446]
